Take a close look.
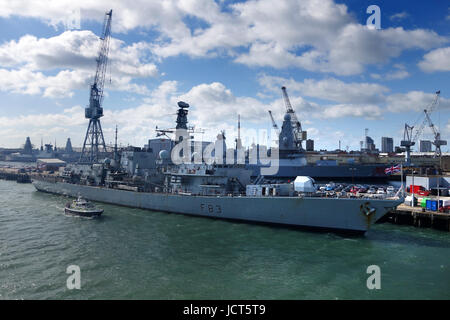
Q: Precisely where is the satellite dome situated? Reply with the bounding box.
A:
[103,157,111,164]
[284,113,291,121]
[159,150,170,160]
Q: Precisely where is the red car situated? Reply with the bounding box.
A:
[350,186,359,194]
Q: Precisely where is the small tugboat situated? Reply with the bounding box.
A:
[65,196,103,218]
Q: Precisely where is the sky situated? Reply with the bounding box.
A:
[0,0,449,152]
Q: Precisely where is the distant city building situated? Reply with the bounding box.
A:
[381,137,394,153]
[419,140,432,152]
[365,136,376,151]
[306,139,314,151]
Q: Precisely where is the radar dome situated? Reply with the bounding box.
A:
[284,113,291,121]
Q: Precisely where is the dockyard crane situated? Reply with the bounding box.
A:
[411,91,440,143]
[268,110,280,145]
[80,10,113,164]
[401,90,446,162]
[281,86,306,149]
[268,110,280,135]
[400,124,415,164]
[424,108,447,157]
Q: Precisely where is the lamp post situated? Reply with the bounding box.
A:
[411,168,415,208]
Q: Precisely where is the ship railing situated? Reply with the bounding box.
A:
[309,191,396,200]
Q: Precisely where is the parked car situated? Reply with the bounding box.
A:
[358,186,368,193]
[325,182,336,191]
[350,186,359,194]
[386,186,395,194]
[344,185,353,192]
[376,188,385,194]
[367,188,376,194]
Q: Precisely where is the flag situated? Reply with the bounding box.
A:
[385,164,401,175]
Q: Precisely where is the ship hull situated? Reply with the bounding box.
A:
[33,179,401,234]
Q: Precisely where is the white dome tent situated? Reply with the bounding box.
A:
[293,176,316,193]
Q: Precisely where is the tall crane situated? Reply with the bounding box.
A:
[281,86,306,149]
[411,91,440,143]
[424,108,447,157]
[79,9,113,164]
[268,110,280,136]
[400,90,446,162]
[400,124,415,164]
[268,110,280,145]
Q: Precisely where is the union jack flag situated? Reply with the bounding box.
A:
[385,164,401,175]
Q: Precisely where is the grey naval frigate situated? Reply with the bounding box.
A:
[32,99,403,235]
[33,160,402,235]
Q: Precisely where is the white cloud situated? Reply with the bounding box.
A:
[258,74,389,104]
[0,78,447,150]
[0,30,158,98]
[390,12,409,21]
[371,64,410,80]
[0,68,90,98]
[418,47,450,72]
[319,104,382,120]
[0,31,157,77]
[258,74,450,120]
[180,82,270,125]
[386,69,410,80]
[0,0,446,76]
[386,91,450,113]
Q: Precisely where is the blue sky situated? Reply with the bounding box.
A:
[0,0,448,152]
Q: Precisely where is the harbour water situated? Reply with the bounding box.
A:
[0,179,449,300]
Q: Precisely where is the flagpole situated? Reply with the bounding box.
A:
[401,163,404,198]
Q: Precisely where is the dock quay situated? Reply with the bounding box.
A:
[382,203,450,232]
[0,167,32,183]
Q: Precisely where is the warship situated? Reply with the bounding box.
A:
[246,87,388,180]
[32,99,403,235]
[33,156,402,234]
[32,10,403,234]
